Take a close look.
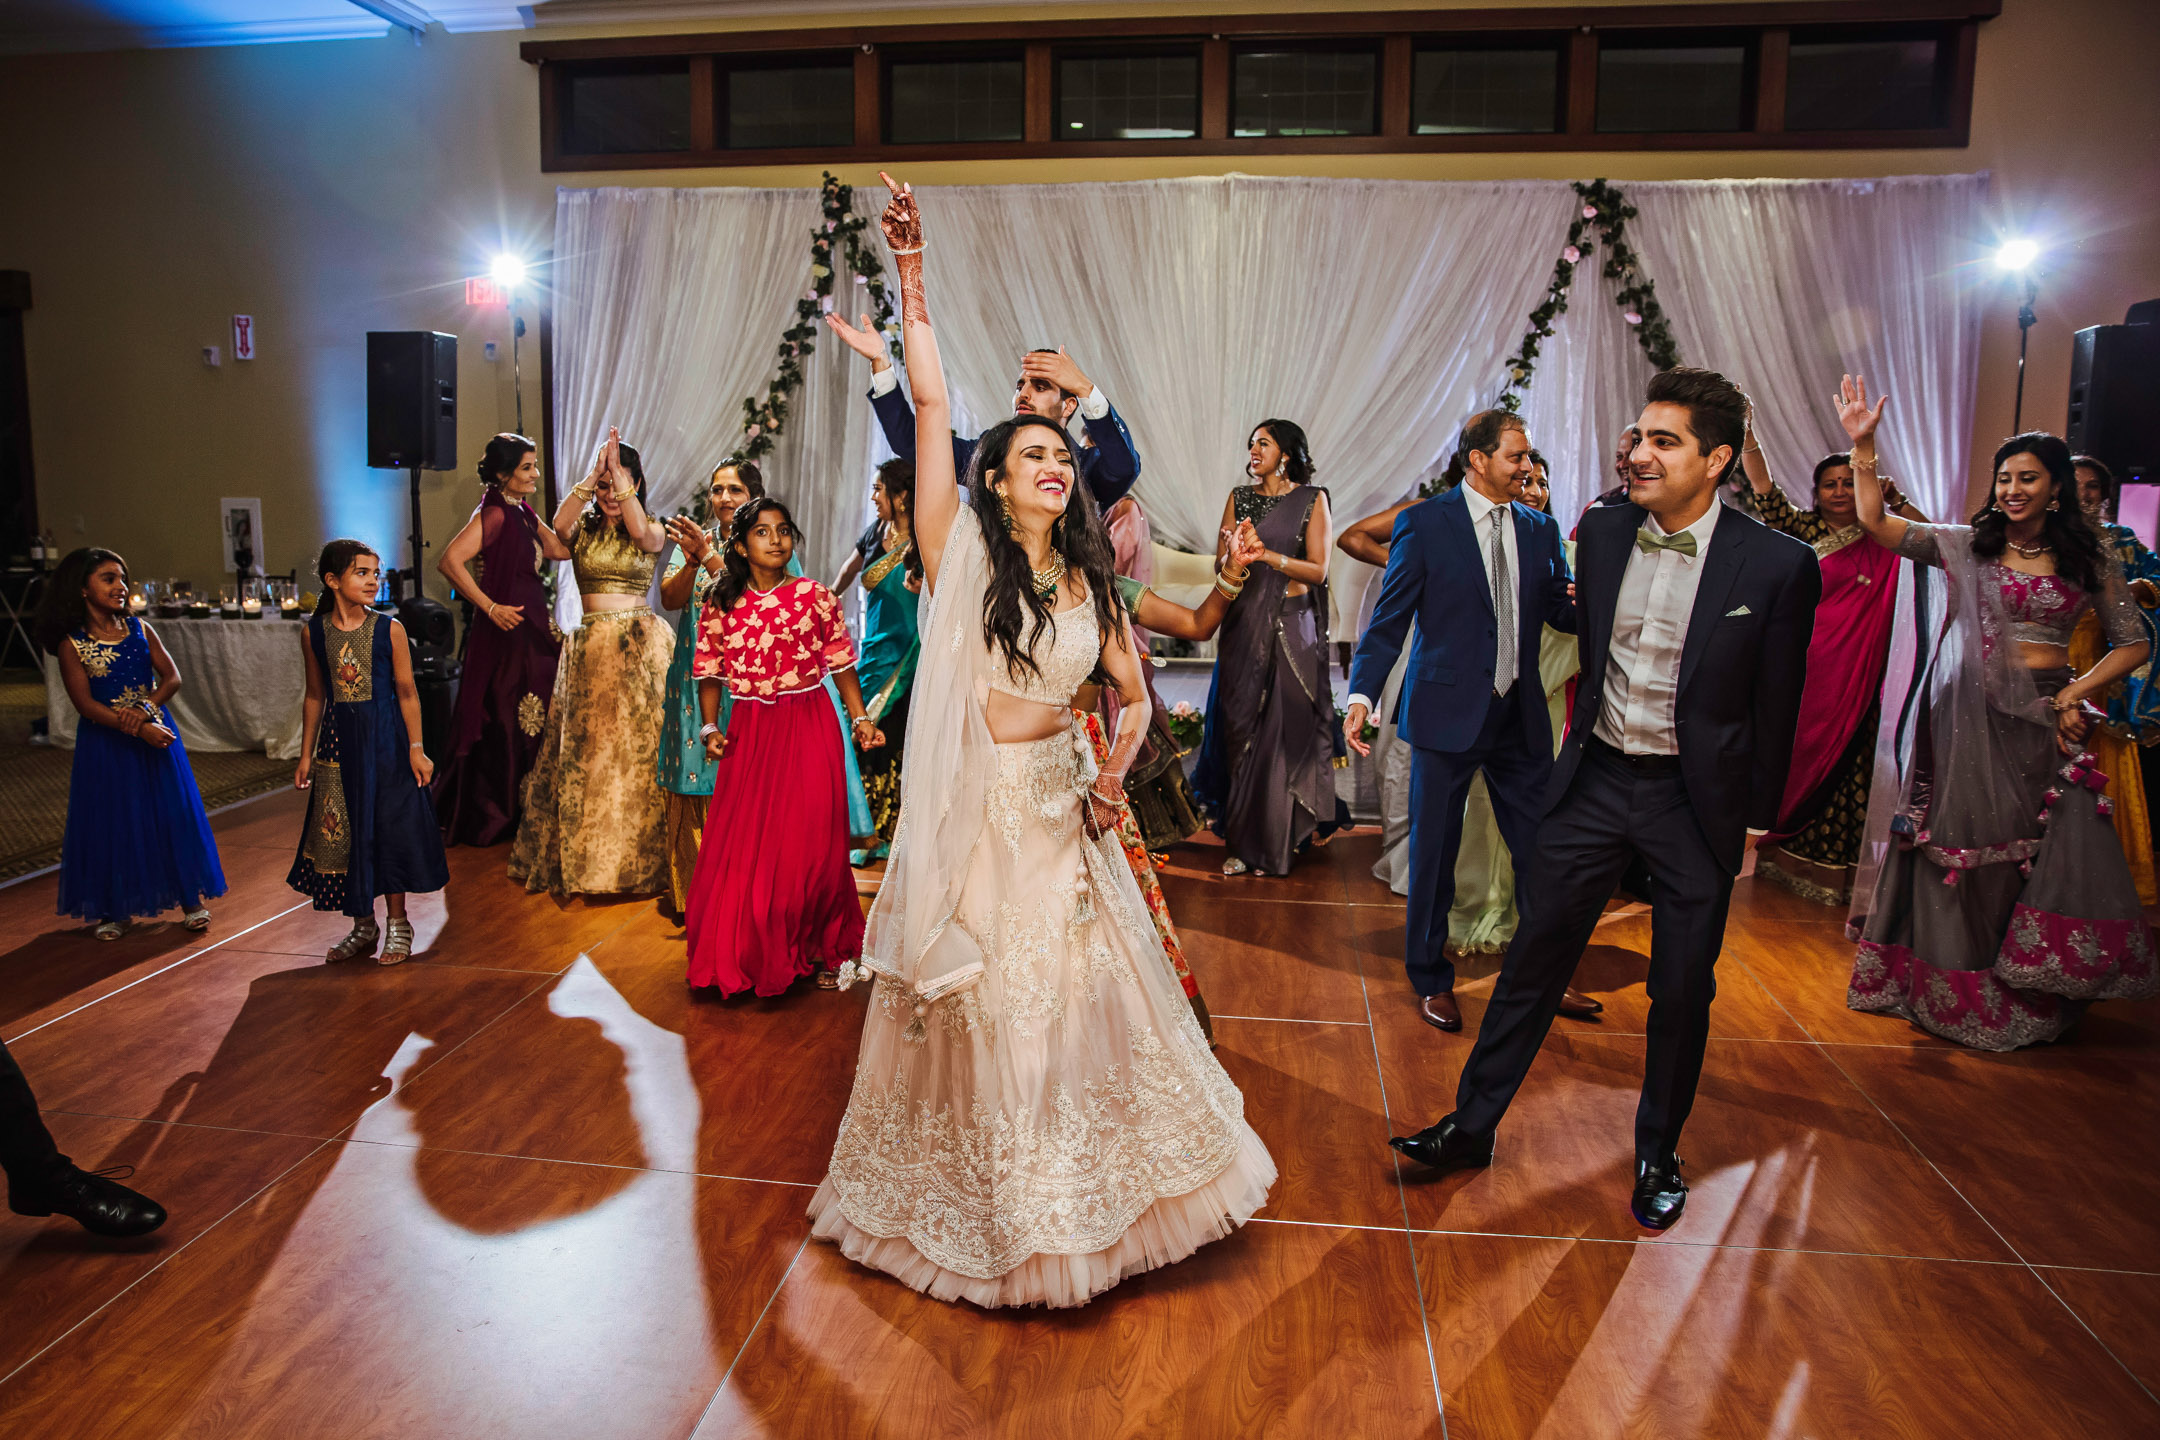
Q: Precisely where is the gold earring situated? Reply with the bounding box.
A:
[997,491,1016,531]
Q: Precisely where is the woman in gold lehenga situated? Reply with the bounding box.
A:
[810,174,1274,1309]
[507,431,672,898]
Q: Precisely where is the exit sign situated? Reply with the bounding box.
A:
[465,277,508,307]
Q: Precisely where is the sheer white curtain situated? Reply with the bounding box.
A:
[551,172,1985,626]
[1631,175,1987,522]
[890,176,1569,551]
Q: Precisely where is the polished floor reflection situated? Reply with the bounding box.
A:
[1,789,2154,1437]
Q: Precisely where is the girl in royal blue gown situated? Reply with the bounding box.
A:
[35,547,226,940]
[287,540,450,965]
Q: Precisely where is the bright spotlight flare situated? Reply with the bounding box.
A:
[1994,238,2040,272]
[489,253,529,290]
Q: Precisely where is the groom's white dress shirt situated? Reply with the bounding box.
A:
[1593,503,1721,757]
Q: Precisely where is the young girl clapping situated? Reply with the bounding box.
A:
[287,541,449,964]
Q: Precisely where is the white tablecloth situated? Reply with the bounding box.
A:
[45,616,308,759]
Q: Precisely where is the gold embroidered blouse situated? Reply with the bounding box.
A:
[573,522,656,597]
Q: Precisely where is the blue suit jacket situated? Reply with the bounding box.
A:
[1348,487,1576,756]
[868,384,1140,509]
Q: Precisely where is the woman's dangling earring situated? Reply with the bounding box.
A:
[997,488,1017,533]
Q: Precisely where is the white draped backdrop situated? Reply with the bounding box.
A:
[549,173,1986,624]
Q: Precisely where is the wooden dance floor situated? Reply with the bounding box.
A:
[1,789,2154,1437]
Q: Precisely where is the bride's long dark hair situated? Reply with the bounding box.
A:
[1971,432,2105,593]
[967,415,1123,683]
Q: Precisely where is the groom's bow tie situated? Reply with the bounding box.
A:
[1634,527,1697,558]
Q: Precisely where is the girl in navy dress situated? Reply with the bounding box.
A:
[35,547,226,939]
[288,540,450,964]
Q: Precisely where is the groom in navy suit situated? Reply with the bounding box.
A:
[1346,410,1576,1034]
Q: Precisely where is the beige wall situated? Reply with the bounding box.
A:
[1,0,2155,601]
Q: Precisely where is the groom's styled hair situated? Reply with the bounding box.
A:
[1645,368,1748,484]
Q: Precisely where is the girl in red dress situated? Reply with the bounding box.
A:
[686,499,884,995]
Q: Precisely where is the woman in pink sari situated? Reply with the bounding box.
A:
[1742,423,1926,904]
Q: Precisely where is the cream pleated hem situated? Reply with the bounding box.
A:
[805,1124,1277,1310]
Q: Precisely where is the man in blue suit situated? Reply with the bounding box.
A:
[822,312,1139,509]
[1345,410,1576,1033]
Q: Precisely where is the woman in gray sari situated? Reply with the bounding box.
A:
[1840,376,2158,1048]
[1193,420,1340,876]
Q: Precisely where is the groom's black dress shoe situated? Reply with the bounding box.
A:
[1389,1115,1494,1175]
[1630,1155,1687,1230]
[8,1164,167,1239]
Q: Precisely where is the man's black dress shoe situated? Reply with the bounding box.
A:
[9,1164,168,1239]
[1630,1155,1687,1230]
[1418,992,1462,1032]
[1389,1114,1494,1174]
[1557,987,1604,1019]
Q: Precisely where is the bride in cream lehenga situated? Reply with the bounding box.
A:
[807,175,1275,1308]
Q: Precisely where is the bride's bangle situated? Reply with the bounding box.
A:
[889,243,925,256]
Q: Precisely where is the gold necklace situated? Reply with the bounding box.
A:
[1030,550,1068,602]
[2007,535,2052,558]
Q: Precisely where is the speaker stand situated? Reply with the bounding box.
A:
[406,464,426,601]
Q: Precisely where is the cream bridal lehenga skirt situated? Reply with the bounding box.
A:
[808,723,1276,1308]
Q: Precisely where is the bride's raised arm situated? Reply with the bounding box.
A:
[877,172,957,592]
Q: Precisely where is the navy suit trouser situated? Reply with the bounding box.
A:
[1403,689,1549,997]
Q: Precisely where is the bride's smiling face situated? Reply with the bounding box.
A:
[993,421,1076,529]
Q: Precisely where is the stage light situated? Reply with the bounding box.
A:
[489,253,528,290]
[1994,238,2040,272]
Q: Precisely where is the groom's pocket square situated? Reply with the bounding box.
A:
[1724,604,1752,617]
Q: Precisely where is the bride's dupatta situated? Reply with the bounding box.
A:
[859,509,1001,1003]
[1849,523,2050,937]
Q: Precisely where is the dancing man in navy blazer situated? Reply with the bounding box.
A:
[1345,409,1576,1034]
[823,314,1139,509]
[1390,367,1821,1232]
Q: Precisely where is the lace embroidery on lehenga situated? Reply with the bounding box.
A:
[812,511,1273,1305]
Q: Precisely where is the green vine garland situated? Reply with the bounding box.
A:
[734,172,898,463]
[1423,179,1681,496]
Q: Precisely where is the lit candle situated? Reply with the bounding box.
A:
[241,596,263,617]
[279,594,301,615]
[128,592,148,614]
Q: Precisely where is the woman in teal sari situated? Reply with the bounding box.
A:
[832,459,920,865]
[659,459,874,914]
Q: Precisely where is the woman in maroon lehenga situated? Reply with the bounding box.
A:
[432,434,569,846]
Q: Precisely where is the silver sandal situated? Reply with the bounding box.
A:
[94,921,124,942]
[378,918,415,966]
[183,908,212,932]
[327,919,380,963]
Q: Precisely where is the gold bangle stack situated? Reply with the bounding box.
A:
[1215,570,1246,599]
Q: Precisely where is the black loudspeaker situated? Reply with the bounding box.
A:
[366,331,457,470]
[2066,315,2160,483]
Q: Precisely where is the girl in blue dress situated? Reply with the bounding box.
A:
[831,458,921,865]
[288,540,450,964]
[35,547,226,940]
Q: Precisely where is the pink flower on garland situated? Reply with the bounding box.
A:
[747,423,761,439]
[1624,311,1643,325]
[1582,205,1598,219]
[1563,245,1581,264]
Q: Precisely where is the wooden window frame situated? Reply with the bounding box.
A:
[1407,32,1570,138]
[522,2,1996,173]
[1050,41,1208,146]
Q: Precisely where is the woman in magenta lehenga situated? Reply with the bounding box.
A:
[1839,377,2159,1049]
[431,434,568,846]
[809,174,1272,1309]
[1742,430,1927,905]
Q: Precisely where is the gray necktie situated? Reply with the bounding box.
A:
[1490,506,1515,695]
